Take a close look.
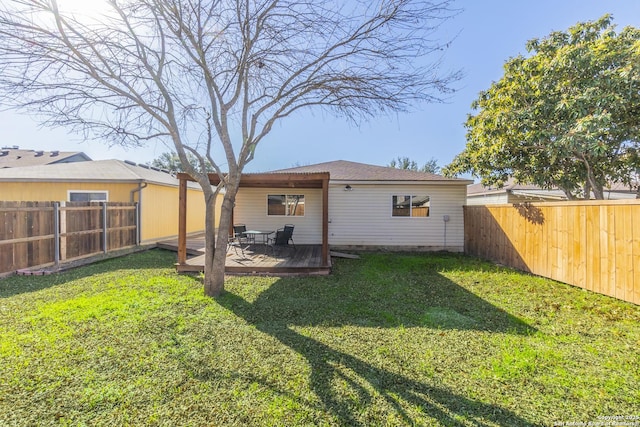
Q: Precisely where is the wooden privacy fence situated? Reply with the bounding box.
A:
[0,201,139,275]
[464,200,640,305]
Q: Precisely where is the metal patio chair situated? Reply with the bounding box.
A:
[283,224,296,249]
[228,224,253,257]
[268,225,295,256]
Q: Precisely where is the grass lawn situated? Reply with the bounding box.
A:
[0,250,638,426]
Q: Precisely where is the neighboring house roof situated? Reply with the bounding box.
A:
[0,159,199,189]
[467,180,548,196]
[270,160,472,184]
[468,178,569,202]
[467,180,567,201]
[468,178,639,201]
[0,147,91,168]
[604,181,640,199]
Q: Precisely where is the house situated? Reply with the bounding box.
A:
[0,146,92,168]
[265,160,472,251]
[177,160,472,267]
[467,178,639,205]
[0,159,210,243]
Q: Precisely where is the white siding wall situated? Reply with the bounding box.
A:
[466,193,509,205]
[234,183,467,251]
[328,183,466,251]
[234,188,322,244]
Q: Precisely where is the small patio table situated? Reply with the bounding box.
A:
[243,230,274,254]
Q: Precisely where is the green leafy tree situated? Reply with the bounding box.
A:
[151,152,214,174]
[444,16,640,199]
[0,0,460,296]
[420,157,440,174]
[389,156,440,173]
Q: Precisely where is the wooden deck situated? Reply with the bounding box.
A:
[158,234,331,275]
[157,235,206,256]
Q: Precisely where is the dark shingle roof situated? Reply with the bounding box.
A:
[0,148,91,168]
[271,160,471,183]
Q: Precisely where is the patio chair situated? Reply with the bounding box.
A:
[233,224,254,244]
[268,225,295,256]
[283,224,296,249]
[228,224,252,257]
[227,234,246,257]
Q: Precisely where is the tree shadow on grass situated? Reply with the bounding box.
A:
[230,254,536,334]
[216,261,538,426]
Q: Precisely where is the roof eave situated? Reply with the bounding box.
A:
[0,177,199,189]
[179,171,330,189]
[0,178,142,183]
[330,179,473,185]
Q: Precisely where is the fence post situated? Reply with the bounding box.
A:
[135,202,140,246]
[102,202,108,253]
[59,201,67,261]
[54,202,60,268]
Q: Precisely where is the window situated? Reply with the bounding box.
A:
[268,194,305,216]
[68,191,108,202]
[392,195,430,217]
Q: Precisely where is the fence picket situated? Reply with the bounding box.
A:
[465,200,640,305]
[0,201,138,274]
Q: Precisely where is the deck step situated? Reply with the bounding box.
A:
[330,251,360,259]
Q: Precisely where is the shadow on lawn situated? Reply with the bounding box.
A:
[217,263,537,426]
[231,257,535,334]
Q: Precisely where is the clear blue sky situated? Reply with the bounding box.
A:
[2,0,639,173]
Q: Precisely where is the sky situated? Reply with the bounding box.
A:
[1,0,639,174]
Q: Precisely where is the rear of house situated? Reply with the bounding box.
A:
[232,160,471,252]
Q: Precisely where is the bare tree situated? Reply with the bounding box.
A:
[0,0,460,296]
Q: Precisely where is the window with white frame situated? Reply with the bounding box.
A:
[392,195,430,217]
[68,191,108,202]
[267,194,305,216]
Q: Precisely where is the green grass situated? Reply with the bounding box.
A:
[1,250,638,426]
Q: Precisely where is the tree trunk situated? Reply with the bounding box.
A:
[590,181,604,200]
[202,192,221,297]
[583,181,591,200]
[203,183,238,297]
[581,155,604,200]
[560,186,576,200]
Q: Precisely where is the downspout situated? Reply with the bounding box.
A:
[131,181,148,245]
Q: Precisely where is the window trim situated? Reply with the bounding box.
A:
[266,194,305,217]
[391,194,430,218]
[67,190,109,202]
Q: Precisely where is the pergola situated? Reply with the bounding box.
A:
[176,171,331,269]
